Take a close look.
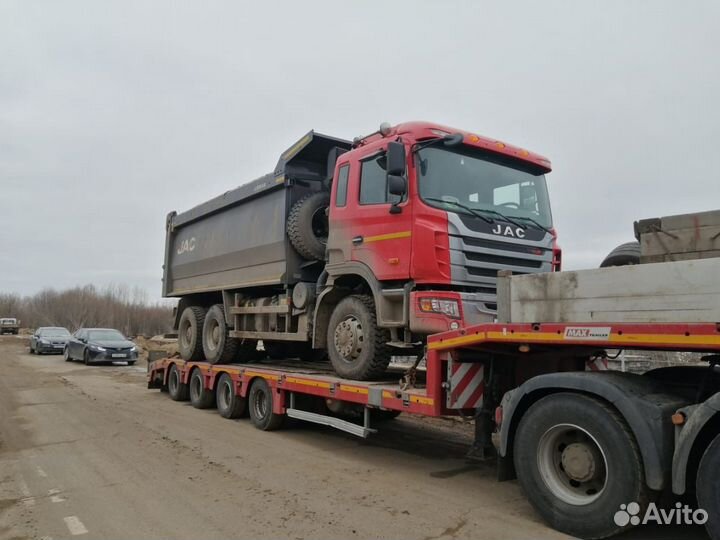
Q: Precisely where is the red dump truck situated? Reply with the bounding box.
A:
[162,122,560,380]
[150,226,720,539]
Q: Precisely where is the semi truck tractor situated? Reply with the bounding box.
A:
[162,121,560,380]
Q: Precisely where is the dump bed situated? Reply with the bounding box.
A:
[162,131,351,297]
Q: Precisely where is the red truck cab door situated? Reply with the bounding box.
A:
[327,141,413,280]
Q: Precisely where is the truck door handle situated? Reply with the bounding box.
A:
[352,236,364,245]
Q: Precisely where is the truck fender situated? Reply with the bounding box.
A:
[498,371,688,491]
[312,262,385,348]
[671,392,720,494]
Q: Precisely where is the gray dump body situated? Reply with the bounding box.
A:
[162,131,351,298]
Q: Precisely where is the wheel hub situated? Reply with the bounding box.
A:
[334,316,364,361]
[538,423,608,506]
[561,442,598,483]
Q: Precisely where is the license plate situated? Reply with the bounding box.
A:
[112,353,126,358]
[54,345,64,349]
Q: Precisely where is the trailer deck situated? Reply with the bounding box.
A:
[148,321,720,434]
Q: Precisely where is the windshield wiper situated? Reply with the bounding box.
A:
[463,207,527,231]
[424,197,494,224]
[512,215,554,236]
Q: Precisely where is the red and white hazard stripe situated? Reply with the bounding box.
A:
[586,357,609,371]
[448,362,484,409]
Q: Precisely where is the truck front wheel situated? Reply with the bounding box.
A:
[202,304,239,364]
[513,392,649,539]
[697,434,720,539]
[327,295,391,380]
[178,306,206,361]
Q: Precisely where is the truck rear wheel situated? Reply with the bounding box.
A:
[287,192,330,261]
[327,295,392,380]
[599,241,640,267]
[513,392,648,539]
[178,306,206,361]
[248,378,284,431]
[168,364,189,401]
[697,434,720,539]
[202,304,239,364]
[189,368,215,409]
[216,373,246,419]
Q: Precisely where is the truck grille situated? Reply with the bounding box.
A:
[449,234,553,290]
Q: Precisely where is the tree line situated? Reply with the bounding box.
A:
[0,285,175,337]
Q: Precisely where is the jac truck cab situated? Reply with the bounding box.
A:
[163,121,558,380]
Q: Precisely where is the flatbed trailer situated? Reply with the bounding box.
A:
[148,318,720,539]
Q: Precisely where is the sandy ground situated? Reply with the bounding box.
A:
[0,336,708,540]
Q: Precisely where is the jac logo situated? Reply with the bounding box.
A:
[177,237,196,255]
[491,224,525,238]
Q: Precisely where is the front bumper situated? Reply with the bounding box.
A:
[37,343,67,353]
[87,349,139,362]
[409,290,495,335]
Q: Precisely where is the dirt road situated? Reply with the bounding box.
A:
[0,337,708,540]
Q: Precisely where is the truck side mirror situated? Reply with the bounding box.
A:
[387,175,407,214]
[388,175,407,197]
[386,142,406,176]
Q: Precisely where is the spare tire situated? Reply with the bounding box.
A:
[599,241,641,267]
[287,192,330,261]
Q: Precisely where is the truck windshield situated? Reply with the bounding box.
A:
[416,146,553,228]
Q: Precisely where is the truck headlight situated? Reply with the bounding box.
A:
[418,298,461,319]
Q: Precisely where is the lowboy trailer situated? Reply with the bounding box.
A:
[148,314,720,539]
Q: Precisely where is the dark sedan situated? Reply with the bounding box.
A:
[30,327,72,354]
[64,328,138,366]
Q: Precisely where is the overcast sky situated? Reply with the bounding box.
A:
[2,1,718,300]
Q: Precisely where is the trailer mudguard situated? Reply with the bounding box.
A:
[671,392,720,494]
[498,371,688,491]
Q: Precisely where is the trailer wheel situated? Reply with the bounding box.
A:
[178,306,207,361]
[287,192,330,261]
[202,304,239,364]
[188,368,215,409]
[697,434,720,539]
[513,392,648,539]
[248,378,284,431]
[599,241,640,267]
[327,295,392,380]
[168,364,189,401]
[216,373,247,419]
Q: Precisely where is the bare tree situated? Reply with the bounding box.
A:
[2,285,175,336]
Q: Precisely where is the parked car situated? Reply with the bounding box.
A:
[64,328,138,366]
[0,318,20,335]
[30,327,72,354]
